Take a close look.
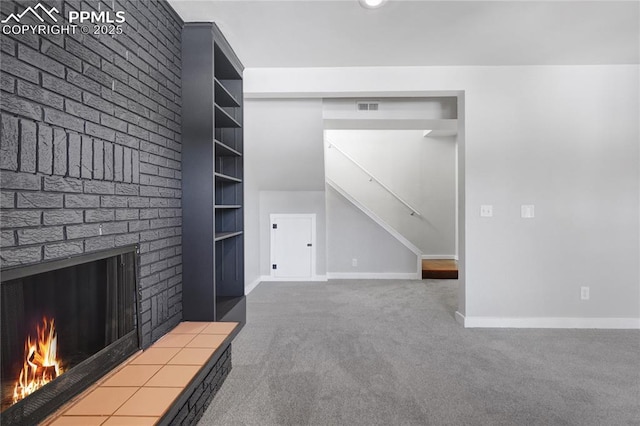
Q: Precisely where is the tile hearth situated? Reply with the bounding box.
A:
[43,322,238,426]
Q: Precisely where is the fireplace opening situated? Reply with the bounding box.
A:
[0,246,140,425]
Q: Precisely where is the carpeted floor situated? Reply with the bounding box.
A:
[198,280,640,426]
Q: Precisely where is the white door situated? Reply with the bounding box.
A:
[270,214,316,279]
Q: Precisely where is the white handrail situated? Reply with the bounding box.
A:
[327,142,422,217]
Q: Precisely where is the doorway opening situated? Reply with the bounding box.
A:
[322,96,461,275]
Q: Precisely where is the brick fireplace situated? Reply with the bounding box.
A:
[1,246,140,424]
[1,0,185,421]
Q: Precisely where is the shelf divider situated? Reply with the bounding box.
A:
[214,104,241,128]
[215,139,242,157]
[215,78,241,108]
[214,231,243,242]
[214,172,242,183]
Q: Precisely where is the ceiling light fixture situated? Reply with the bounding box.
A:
[359,0,388,9]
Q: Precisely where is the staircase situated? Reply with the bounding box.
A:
[325,141,433,254]
[325,136,459,279]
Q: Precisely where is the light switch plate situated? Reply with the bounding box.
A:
[521,204,535,218]
[480,205,493,217]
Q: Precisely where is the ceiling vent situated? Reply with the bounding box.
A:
[357,101,379,111]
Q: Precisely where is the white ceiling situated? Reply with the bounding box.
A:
[167,0,640,68]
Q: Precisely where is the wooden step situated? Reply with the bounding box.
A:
[422,259,458,279]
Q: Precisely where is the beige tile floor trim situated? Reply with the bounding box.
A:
[43,322,238,426]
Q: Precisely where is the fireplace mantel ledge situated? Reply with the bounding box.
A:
[42,321,240,426]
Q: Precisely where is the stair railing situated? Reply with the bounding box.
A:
[327,142,422,217]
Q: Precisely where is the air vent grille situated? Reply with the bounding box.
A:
[357,102,379,111]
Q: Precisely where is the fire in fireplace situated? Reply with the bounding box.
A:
[12,316,64,405]
[0,246,141,425]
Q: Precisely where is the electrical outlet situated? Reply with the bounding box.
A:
[480,205,493,217]
[521,204,535,218]
[580,286,590,300]
[352,258,358,267]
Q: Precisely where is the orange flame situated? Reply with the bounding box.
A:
[12,317,64,404]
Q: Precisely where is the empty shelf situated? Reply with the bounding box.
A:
[214,172,242,183]
[215,296,245,321]
[215,139,242,157]
[214,104,241,128]
[215,79,241,108]
[214,231,243,241]
[214,43,242,80]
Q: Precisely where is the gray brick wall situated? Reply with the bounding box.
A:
[0,0,184,348]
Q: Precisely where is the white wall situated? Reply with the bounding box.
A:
[244,65,640,325]
[244,99,325,288]
[325,129,456,256]
[326,186,417,276]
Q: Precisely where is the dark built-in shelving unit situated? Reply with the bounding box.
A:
[182,23,245,324]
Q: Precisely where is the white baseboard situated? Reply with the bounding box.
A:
[245,277,262,295]
[461,315,640,329]
[421,255,458,260]
[327,272,420,280]
[260,275,328,282]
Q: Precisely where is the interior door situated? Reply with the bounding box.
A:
[270,214,316,279]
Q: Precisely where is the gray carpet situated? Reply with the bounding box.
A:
[198,280,640,425]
